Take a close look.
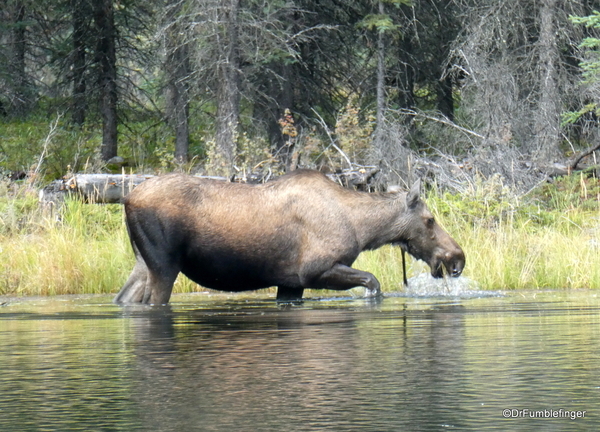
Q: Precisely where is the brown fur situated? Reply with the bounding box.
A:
[114,169,465,304]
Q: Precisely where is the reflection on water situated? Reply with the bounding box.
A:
[0,291,599,431]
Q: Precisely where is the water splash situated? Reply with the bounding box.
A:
[401,273,495,298]
[326,275,499,300]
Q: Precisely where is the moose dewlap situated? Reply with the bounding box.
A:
[114,169,465,305]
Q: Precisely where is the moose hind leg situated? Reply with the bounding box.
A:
[312,264,381,297]
[114,253,179,305]
[144,268,179,305]
[114,257,149,304]
[124,212,180,305]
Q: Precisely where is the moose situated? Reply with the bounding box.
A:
[114,169,465,305]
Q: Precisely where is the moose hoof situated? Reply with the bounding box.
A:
[364,287,382,298]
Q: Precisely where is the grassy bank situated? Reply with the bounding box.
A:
[0,186,203,296]
[1,174,600,297]
[357,174,600,291]
[355,216,600,291]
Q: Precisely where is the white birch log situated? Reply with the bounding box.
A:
[39,174,155,205]
[38,168,381,209]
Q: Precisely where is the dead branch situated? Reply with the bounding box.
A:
[395,108,486,140]
[569,142,600,171]
[31,113,62,185]
[311,108,354,169]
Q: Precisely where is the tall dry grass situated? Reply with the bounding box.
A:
[0,186,221,296]
[354,174,600,291]
[0,192,132,296]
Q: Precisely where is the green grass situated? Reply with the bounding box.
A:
[0,192,131,296]
[2,175,600,297]
[354,174,600,291]
[424,174,600,290]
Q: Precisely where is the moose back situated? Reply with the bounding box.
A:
[114,169,465,304]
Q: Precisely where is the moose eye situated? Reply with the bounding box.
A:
[426,218,435,228]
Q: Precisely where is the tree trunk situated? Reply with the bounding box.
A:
[374,0,386,148]
[165,0,190,164]
[396,33,415,110]
[261,4,297,168]
[94,0,118,161]
[214,0,240,175]
[172,70,190,165]
[71,0,88,126]
[438,74,454,122]
[267,62,294,169]
[11,1,28,115]
[534,0,561,161]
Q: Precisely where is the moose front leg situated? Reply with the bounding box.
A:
[276,287,305,301]
[311,263,382,297]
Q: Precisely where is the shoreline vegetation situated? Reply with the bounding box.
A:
[2,173,600,297]
[2,3,600,298]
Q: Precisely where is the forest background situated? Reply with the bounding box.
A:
[2,0,600,295]
[2,0,600,185]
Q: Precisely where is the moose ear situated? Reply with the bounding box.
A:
[406,178,421,209]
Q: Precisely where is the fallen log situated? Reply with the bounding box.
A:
[39,174,155,206]
[570,142,600,171]
[542,162,600,178]
[39,167,382,209]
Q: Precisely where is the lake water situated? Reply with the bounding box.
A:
[0,288,599,431]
